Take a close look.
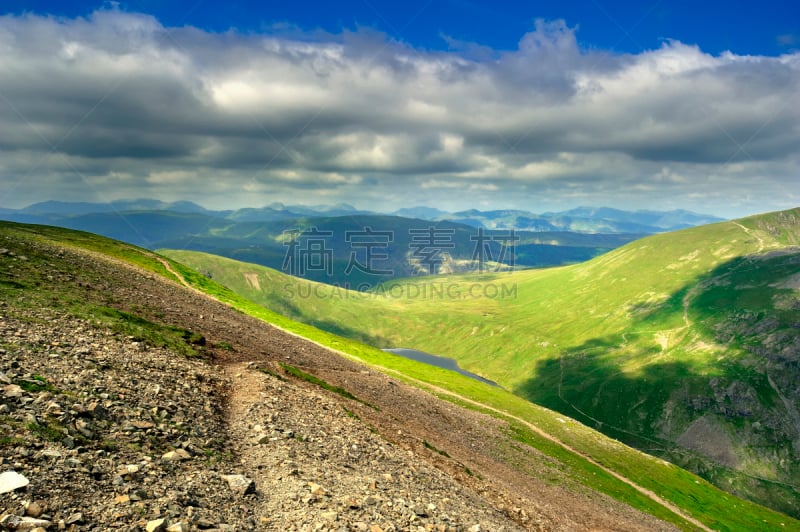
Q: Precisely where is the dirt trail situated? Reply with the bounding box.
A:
[732,221,765,253]
[94,248,684,530]
[153,252,706,530]
[221,360,529,530]
[158,256,198,291]
[387,371,712,532]
[247,330,705,529]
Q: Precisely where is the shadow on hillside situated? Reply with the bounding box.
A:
[266,294,395,348]
[514,250,800,515]
[304,315,394,348]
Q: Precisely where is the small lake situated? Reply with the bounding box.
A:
[382,348,500,387]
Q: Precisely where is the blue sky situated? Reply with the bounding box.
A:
[0,1,798,216]
[6,0,798,56]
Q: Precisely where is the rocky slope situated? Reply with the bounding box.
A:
[0,227,680,530]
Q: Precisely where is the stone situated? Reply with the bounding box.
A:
[75,419,93,438]
[146,518,167,532]
[320,511,338,523]
[180,441,202,456]
[130,489,149,501]
[24,501,45,518]
[0,515,52,530]
[308,481,327,496]
[3,384,23,398]
[0,470,30,494]
[119,464,139,475]
[86,402,109,419]
[41,450,62,459]
[161,449,191,462]
[64,512,84,525]
[343,496,361,509]
[221,474,255,497]
[166,522,190,532]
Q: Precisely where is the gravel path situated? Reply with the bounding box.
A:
[0,229,679,531]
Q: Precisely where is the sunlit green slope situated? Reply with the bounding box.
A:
[8,220,800,530]
[164,208,800,516]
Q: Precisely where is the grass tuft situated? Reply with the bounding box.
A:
[279,362,376,409]
[423,439,451,458]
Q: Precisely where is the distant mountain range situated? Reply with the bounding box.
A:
[439,206,723,233]
[1,199,723,233]
[0,200,724,286]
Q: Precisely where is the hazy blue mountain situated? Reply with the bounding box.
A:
[20,200,120,215]
[0,200,715,285]
[225,206,306,222]
[40,211,227,248]
[1,199,723,234]
[546,207,724,231]
[18,199,217,216]
[392,206,448,219]
[276,203,368,217]
[442,207,724,233]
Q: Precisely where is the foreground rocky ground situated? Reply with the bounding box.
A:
[0,231,677,530]
[0,307,521,531]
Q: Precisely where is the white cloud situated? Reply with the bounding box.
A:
[421,179,463,190]
[0,9,797,217]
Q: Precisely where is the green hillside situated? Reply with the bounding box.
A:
[4,220,800,529]
[164,208,800,516]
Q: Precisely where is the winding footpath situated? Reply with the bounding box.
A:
[392,372,714,532]
[155,253,712,531]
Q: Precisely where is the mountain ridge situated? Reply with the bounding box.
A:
[165,208,800,517]
[1,199,723,233]
[2,220,796,529]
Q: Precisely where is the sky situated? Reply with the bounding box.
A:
[0,1,798,217]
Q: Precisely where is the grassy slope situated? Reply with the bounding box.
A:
[3,221,797,529]
[164,208,800,517]
[163,209,800,382]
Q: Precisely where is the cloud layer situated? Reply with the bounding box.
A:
[0,10,798,216]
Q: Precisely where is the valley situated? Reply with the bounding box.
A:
[2,220,797,529]
[165,207,800,518]
[1,2,796,529]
